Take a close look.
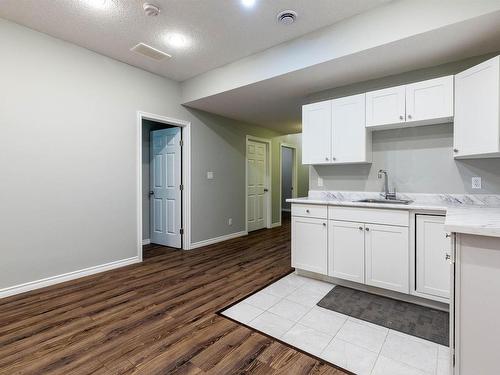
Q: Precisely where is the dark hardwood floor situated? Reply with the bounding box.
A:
[0,216,346,375]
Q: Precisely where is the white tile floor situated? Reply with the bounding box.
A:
[221,273,451,375]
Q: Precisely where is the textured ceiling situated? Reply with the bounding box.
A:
[0,0,391,81]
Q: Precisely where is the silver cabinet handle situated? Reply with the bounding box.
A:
[399,115,404,120]
[358,226,363,231]
[453,148,459,153]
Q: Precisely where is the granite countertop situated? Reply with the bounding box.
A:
[287,191,500,238]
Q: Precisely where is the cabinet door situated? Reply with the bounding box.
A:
[302,100,332,164]
[292,216,328,275]
[454,56,500,158]
[328,220,365,283]
[365,85,406,128]
[406,76,453,125]
[416,215,451,299]
[365,224,409,293]
[332,94,371,163]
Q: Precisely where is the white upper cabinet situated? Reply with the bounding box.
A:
[454,56,500,159]
[406,76,454,125]
[331,94,372,164]
[302,100,332,164]
[365,76,454,130]
[302,94,371,165]
[365,85,406,129]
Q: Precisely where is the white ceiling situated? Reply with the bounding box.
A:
[0,0,391,81]
[184,5,500,133]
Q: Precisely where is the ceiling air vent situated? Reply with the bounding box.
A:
[277,10,297,25]
[130,43,171,61]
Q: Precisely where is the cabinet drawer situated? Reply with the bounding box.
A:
[292,204,327,219]
[329,206,408,227]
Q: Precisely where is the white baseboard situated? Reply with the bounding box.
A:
[270,222,282,228]
[142,239,151,245]
[0,256,141,299]
[189,230,247,249]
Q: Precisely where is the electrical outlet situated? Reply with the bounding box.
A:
[472,176,482,189]
[207,171,214,180]
[228,218,232,226]
[318,177,324,187]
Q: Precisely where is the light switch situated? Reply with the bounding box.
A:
[472,176,481,189]
[207,171,214,180]
[318,176,324,187]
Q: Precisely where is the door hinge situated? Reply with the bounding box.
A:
[180,184,184,191]
[179,139,184,147]
[180,228,184,235]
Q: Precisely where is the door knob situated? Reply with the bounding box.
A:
[453,148,459,153]
[365,227,370,231]
[323,223,326,226]
[306,209,310,213]
[407,114,412,119]
[399,115,404,120]
[445,233,451,238]
[263,188,269,192]
[445,253,451,261]
[358,226,363,231]
[149,191,154,196]
[325,156,329,161]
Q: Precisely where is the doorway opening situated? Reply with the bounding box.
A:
[280,143,297,225]
[137,111,191,259]
[246,136,272,233]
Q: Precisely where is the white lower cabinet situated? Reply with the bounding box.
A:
[291,216,328,275]
[415,215,451,300]
[328,220,365,283]
[365,224,409,294]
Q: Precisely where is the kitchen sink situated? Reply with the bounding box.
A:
[356,198,413,205]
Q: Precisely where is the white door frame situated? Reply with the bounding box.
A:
[279,143,298,226]
[245,135,272,232]
[137,111,192,260]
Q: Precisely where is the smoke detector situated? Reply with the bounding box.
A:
[277,10,297,25]
[143,3,160,16]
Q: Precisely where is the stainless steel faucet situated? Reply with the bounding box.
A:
[378,169,397,200]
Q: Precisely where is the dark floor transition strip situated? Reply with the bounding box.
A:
[317,286,449,346]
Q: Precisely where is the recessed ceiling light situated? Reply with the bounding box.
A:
[241,0,256,8]
[81,0,110,10]
[165,33,190,48]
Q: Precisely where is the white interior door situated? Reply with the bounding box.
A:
[150,128,182,248]
[247,139,268,232]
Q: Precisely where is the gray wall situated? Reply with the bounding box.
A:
[0,19,299,290]
[308,54,500,195]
